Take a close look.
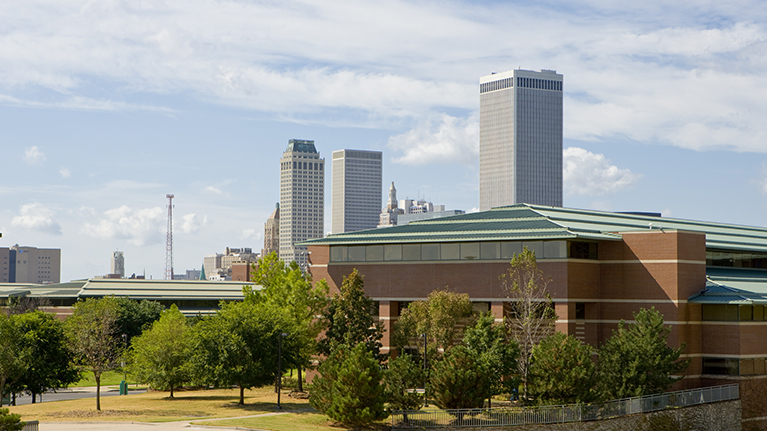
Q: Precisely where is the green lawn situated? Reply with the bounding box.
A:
[69,369,131,388]
[197,411,390,431]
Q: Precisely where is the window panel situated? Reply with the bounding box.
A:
[366,245,384,261]
[461,243,480,260]
[441,243,460,260]
[544,241,567,258]
[422,244,440,260]
[348,246,365,262]
[330,246,347,262]
[384,244,402,261]
[501,242,522,259]
[480,242,500,259]
[522,241,543,259]
[403,244,421,261]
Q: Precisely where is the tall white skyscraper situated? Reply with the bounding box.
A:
[279,139,325,268]
[331,149,382,234]
[479,69,563,211]
[111,251,125,278]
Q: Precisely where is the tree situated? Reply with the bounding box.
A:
[0,408,23,431]
[463,312,519,406]
[310,343,388,427]
[0,316,22,408]
[392,289,473,356]
[502,247,557,401]
[528,332,596,405]
[114,297,165,341]
[597,307,689,400]
[430,345,492,410]
[383,353,424,412]
[129,305,191,397]
[66,297,122,411]
[13,311,79,403]
[247,252,329,392]
[188,300,299,405]
[318,269,384,361]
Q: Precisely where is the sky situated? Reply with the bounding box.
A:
[2,0,767,281]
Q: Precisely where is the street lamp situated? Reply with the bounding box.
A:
[277,332,288,409]
[421,333,428,407]
[121,334,128,395]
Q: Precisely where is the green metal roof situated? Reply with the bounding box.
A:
[301,203,767,249]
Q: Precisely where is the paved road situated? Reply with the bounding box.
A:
[12,386,146,406]
[38,411,293,431]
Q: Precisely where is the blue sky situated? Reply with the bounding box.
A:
[2,0,767,281]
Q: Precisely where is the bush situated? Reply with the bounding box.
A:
[0,408,23,431]
[430,345,491,409]
[310,343,388,426]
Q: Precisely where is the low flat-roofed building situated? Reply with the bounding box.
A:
[0,278,259,318]
[303,203,767,426]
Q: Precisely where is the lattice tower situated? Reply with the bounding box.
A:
[165,194,174,280]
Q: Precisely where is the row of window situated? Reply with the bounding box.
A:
[702,357,767,376]
[480,77,563,94]
[701,304,767,321]
[330,241,598,263]
[707,250,767,269]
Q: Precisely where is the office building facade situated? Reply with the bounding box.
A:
[0,245,61,284]
[479,69,563,210]
[262,203,280,257]
[110,251,125,278]
[331,149,382,234]
[279,139,325,267]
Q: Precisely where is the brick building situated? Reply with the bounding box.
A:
[303,204,767,425]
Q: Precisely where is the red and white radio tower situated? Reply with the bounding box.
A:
[165,194,174,280]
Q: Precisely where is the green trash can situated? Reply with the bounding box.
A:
[119,380,127,395]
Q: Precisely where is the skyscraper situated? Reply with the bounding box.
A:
[0,245,61,284]
[111,250,125,278]
[279,139,325,267]
[262,203,280,257]
[479,69,563,211]
[331,149,382,234]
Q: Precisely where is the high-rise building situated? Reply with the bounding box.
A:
[262,203,280,257]
[0,245,61,284]
[110,251,125,278]
[479,69,563,211]
[279,139,325,267]
[331,149,382,234]
[378,182,403,227]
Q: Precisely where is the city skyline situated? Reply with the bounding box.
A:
[2,1,767,281]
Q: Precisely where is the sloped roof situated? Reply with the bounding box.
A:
[301,204,767,250]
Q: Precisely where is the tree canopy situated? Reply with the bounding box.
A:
[393,289,473,356]
[430,345,492,410]
[502,247,557,401]
[597,307,688,400]
[463,312,519,404]
[318,269,384,361]
[528,332,596,405]
[129,305,191,397]
[383,353,424,412]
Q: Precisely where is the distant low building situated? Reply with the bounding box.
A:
[378,182,403,227]
[203,247,259,281]
[378,183,463,227]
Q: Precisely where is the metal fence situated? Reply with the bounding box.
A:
[391,384,739,429]
[21,420,39,431]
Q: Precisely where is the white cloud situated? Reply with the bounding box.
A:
[12,203,62,235]
[241,228,260,241]
[563,147,641,196]
[203,186,223,195]
[388,114,478,165]
[23,146,45,164]
[81,205,165,246]
[180,213,207,234]
[59,167,71,178]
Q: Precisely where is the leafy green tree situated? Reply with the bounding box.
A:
[502,247,557,401]
[463,312,519,406]
[188,300,299,404]
[129,305,191,397]
[247,252,329,392]
[13,311,79,403]
[0,407,24,431]
[66,297,122,410]
[597,307,689,400]
[430,345,492,409]
[114,297,165,341]
[383,353,424,412]
[393,289,473,356]
[0,316,22,407]
[310,343,388,427]
[528,332,596,405]
[318,269,384,361]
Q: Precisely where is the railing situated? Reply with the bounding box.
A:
[22,420,39,431]
[391,384,739,429]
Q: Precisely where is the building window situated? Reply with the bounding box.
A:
[575,302,586,320]
[702,357,740,376]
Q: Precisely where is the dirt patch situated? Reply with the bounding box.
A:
[46,410,143,418]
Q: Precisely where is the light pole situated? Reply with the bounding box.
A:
[277,332,288,409]
[421,333,428,407]
[121,334,128,395]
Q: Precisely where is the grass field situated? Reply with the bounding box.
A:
[69,369,128,387]
[8,386,312,424]
[201,411,389,431]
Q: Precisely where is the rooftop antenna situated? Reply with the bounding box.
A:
[165,194,174,280]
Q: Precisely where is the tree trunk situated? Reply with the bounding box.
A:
[239,384,244,405]
[297,365,303,392]
[95,373,101,411]
[31,392,36,404]
[170,384,174,398]
[0,378,4,407]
